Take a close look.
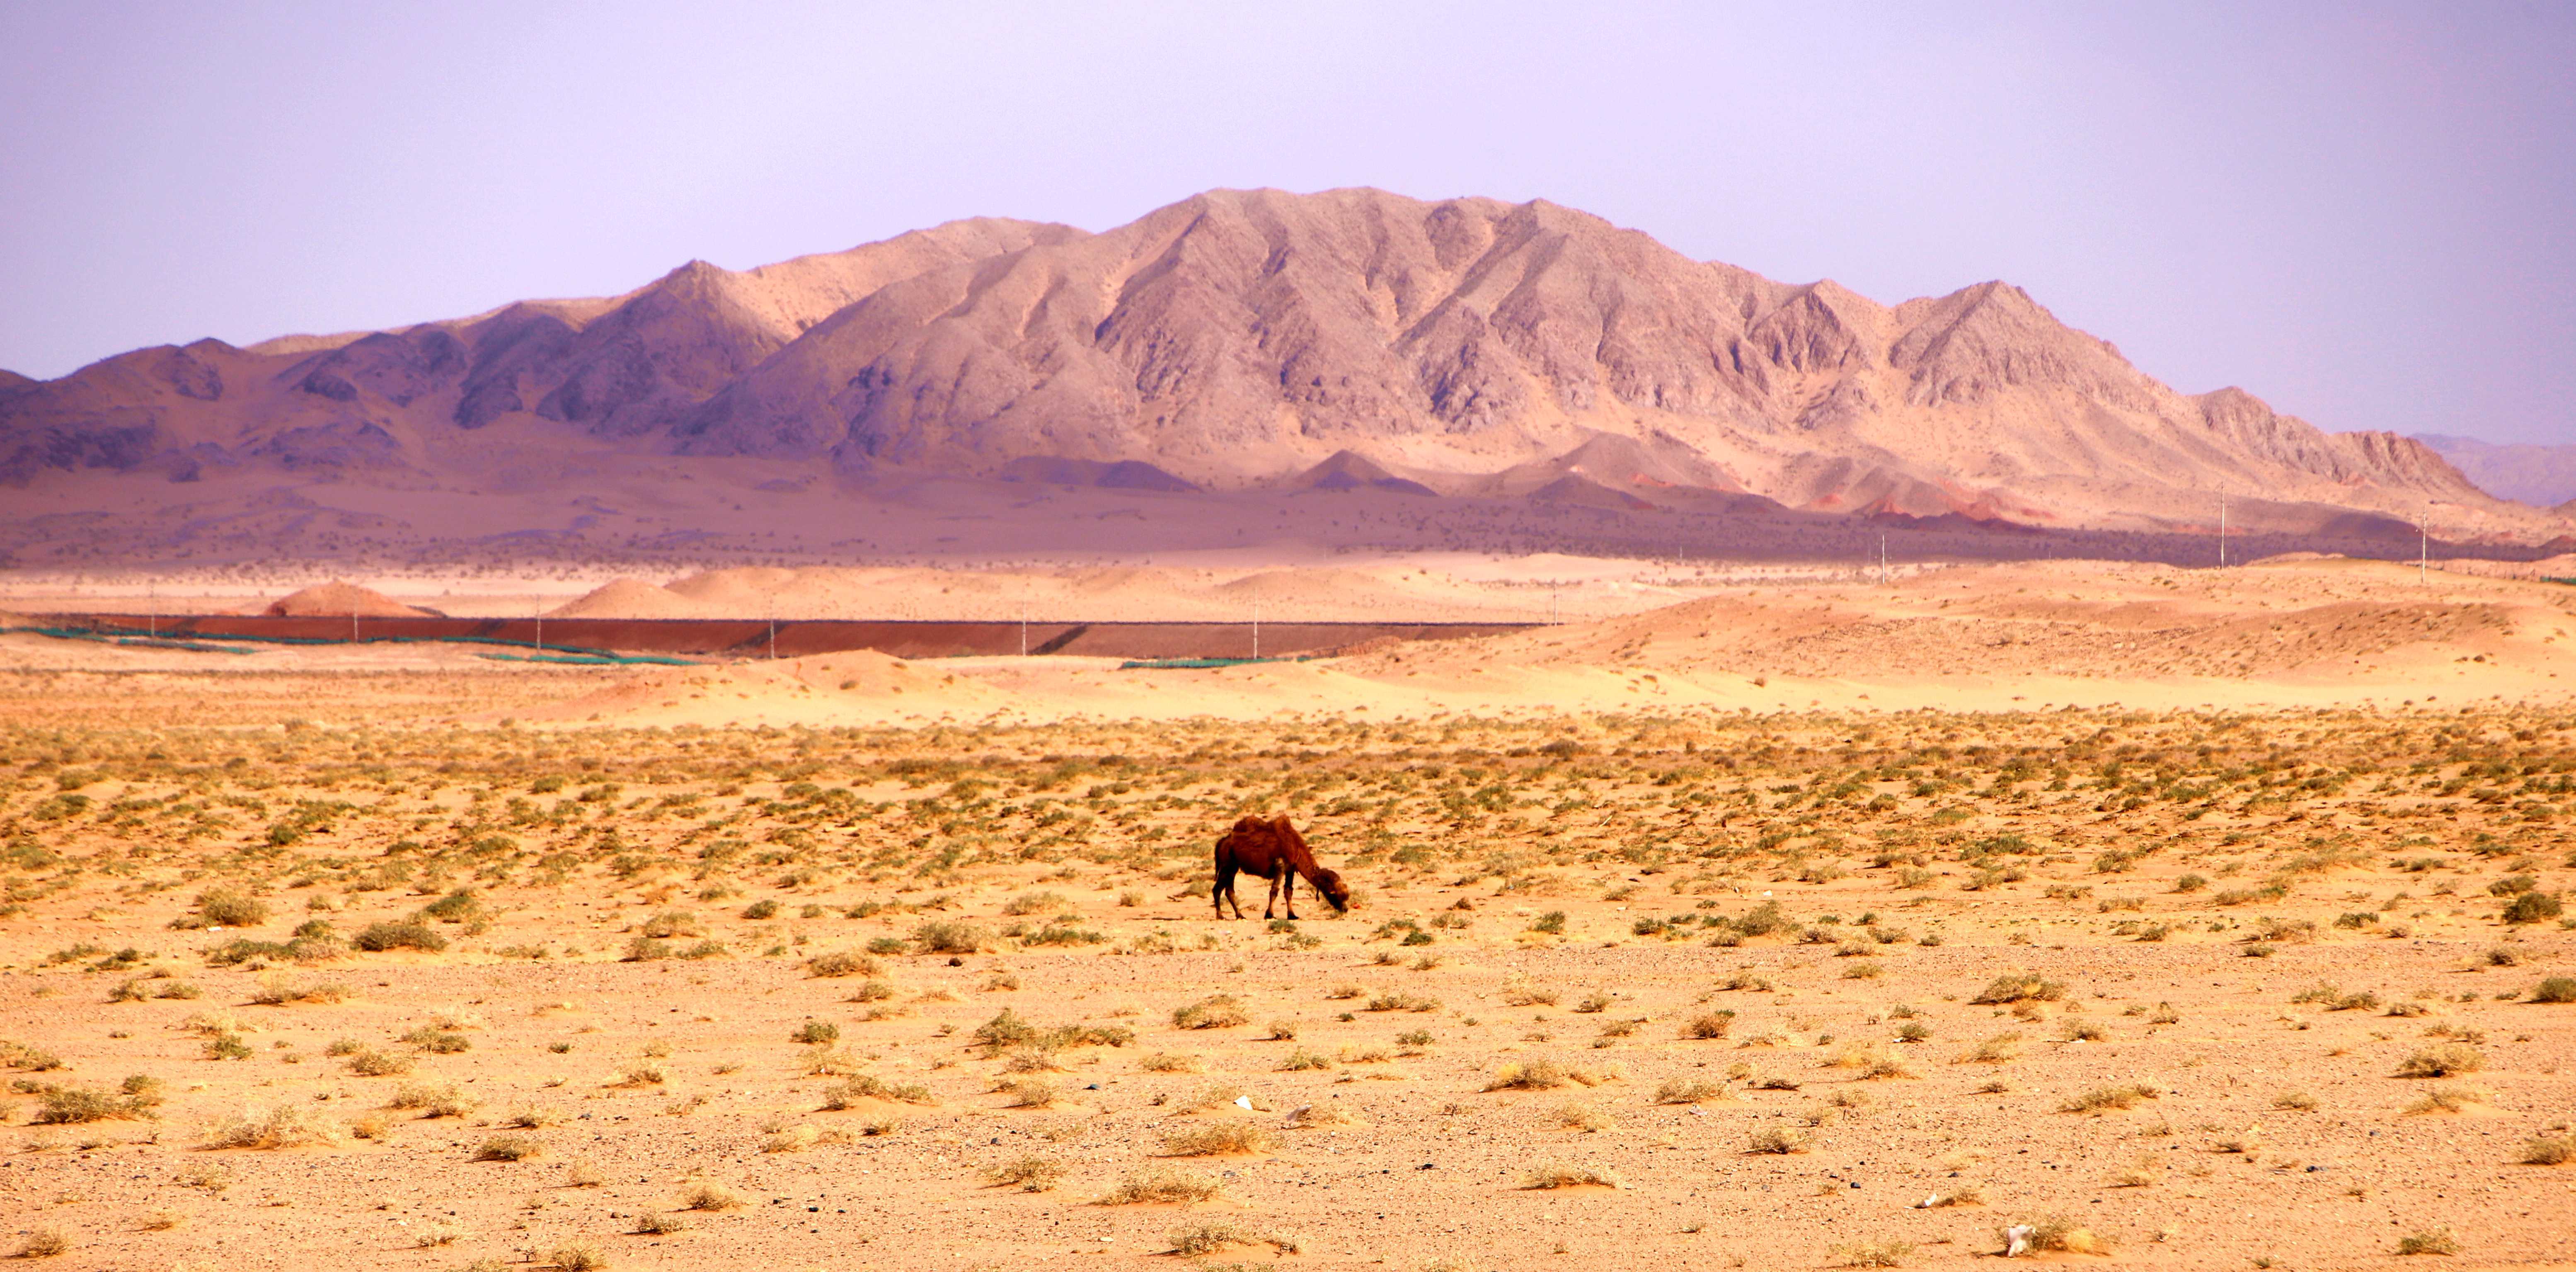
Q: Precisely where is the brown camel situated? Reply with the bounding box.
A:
[1213,815,1349,919]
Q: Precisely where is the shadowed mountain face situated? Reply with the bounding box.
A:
[0,187,2542,550]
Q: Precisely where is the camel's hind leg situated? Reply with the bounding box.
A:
[1261,870,1280,919]
[1280,870,1298,921]
[1214,861,1242,919]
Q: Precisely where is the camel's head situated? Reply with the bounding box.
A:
[1311,867,1351,913]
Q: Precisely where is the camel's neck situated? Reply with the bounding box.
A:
[1279,838,1323,880]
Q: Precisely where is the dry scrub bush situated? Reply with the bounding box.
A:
[1971,973,2065,1005]
[1139,1052,1203,1073]
[548,1243,607,1270]
[2398,1228,2461,1256]
[2397,1044,2485,1078]
[1749,1127,1811,1154]
[1832,1238,1916,1267]
[2406,1085,2490,1114]
[1655,1079,1725,1104]
[1172,995,1250,1029]
[986,1156,1064,1191]
[1521,1161,1623,1189]
[15,1228,68,1259]
[1679,1010,1736,1040]
[473,1134,543,1161]
[633,1212,688,1235]
[1097,1167,1222,1205]
[1167,1221,1300,1257]
[390,1081,479,1118]
[2006,1216,2106,1256]
[1555,1101,1615,1131]
[2060,1084,2159,1113]
[2522,1134,2574,1165]
[2530,976,2576,1003]
[1161,1120,1275,1156]
[1956,1032,2023,1064]
[203,1103,339,1149]
[678,1180,746,1211]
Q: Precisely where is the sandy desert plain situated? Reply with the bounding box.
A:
[1,551,2573,1272]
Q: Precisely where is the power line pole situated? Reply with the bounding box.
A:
[2421,505,2430,586]
[1252,599,1261,660]
[2218,494,2227,568]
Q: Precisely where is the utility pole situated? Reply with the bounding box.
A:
[768,614,777,661]
[2421,506,2430,586]
[1878,531,1889,586]
[533,602,542,654]
[1252,600,1260,660]
[1019,607,1028,658]
[2218,494,2227,568]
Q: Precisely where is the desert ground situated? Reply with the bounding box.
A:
[2,554,2573,1272]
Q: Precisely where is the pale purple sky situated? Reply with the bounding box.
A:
[2,2,2571,442]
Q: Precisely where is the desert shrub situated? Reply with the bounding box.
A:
[2532,976,2576,1003]
[203,1102,340,1149]
[194,886,269,928]
[1749,1126,1810,1153]
[988,1155,1065,1191]
[1655,1079,1724,1104]
[1097,1166,1221,1204]
[2407,1084,2489,1114]
[1679,1010,1736,1040]
[912,920,985,953]
[2060,1083,2159,1113]
[2523,1134,2574,1165]
[1831,1238,1916,1267]
[355,921,445,952]
[550,1243,607,1270]
[2007,1216,2106,1255]
[792,1020,840,1045]
[15,1228,68,1259]
[1161,1120,1274,1155]
[1172,995,1250,1030]
[474,1134,543,1161]
[678,1180,746,1211]
[2397,1228,2460,1256]
[1520,1161,1622,1189]
[820,1074,932,1107]
[1969,972,2064,1005]
[1139,1052,1202,1073]
[1955,1032,2023,1064]
[2502,892,2561,924]
[344,1047,412,1076]
[806,951,879,978]
[390,1081,480,1118]
[2397,1044,2485,1078]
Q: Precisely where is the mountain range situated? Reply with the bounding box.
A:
[0,187,2557,567]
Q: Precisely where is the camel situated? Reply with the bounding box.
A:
[1212,815,1349,920]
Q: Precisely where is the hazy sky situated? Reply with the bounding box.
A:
[3,2,2571,442]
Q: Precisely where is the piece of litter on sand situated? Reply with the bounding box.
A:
[2005,1224,2036,1257]
[1235,1095,1254,1110]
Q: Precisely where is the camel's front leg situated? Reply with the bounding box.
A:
[1281,870,1298,921]
[1262,872,1280,919]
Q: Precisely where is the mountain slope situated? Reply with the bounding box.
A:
[2415,434,2576,508]
[0,188,2540,545]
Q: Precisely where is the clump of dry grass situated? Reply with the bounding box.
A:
[1970,972,2065,1005]
[548,1242,607,1270]
[2521,1134,2573,1165]
[14,1228,68,1259]
[999,1077,1059,1108]
[677,1180,746,1211]
[1172,995,1250,1030]
[1748,1126,1811,1154]
[1555,1100,1615,1131]
[762,1124,822,1153]
[1679,1010,1736,1040]
[2004,1215,2106,1256]
[202,1103,339,1149]
[1161,1120,1275,1156]
[985,1156,1064,1191]
[1167,1221,1299,1256]
[1138,1052,1202,1073]
[1486,1056,1618,1090]
[2060,1083,2159,1113]
[1654,1078,1726,1105]
[2406,1084,2490,1114]
[1521,1161,1623,1189]
[633,1211,688,1235]
[1097,1166,1222,1205]
[473,1134,543,1161]
[1955,1032,2024,1064]
[2397,1228,2461,1256]
[389,1081,479,1118]
[820,1074,933,1107]
[1831,1238,1915,1267]
[2398,1044,2485,1078]
[1500,976,1561,1007]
